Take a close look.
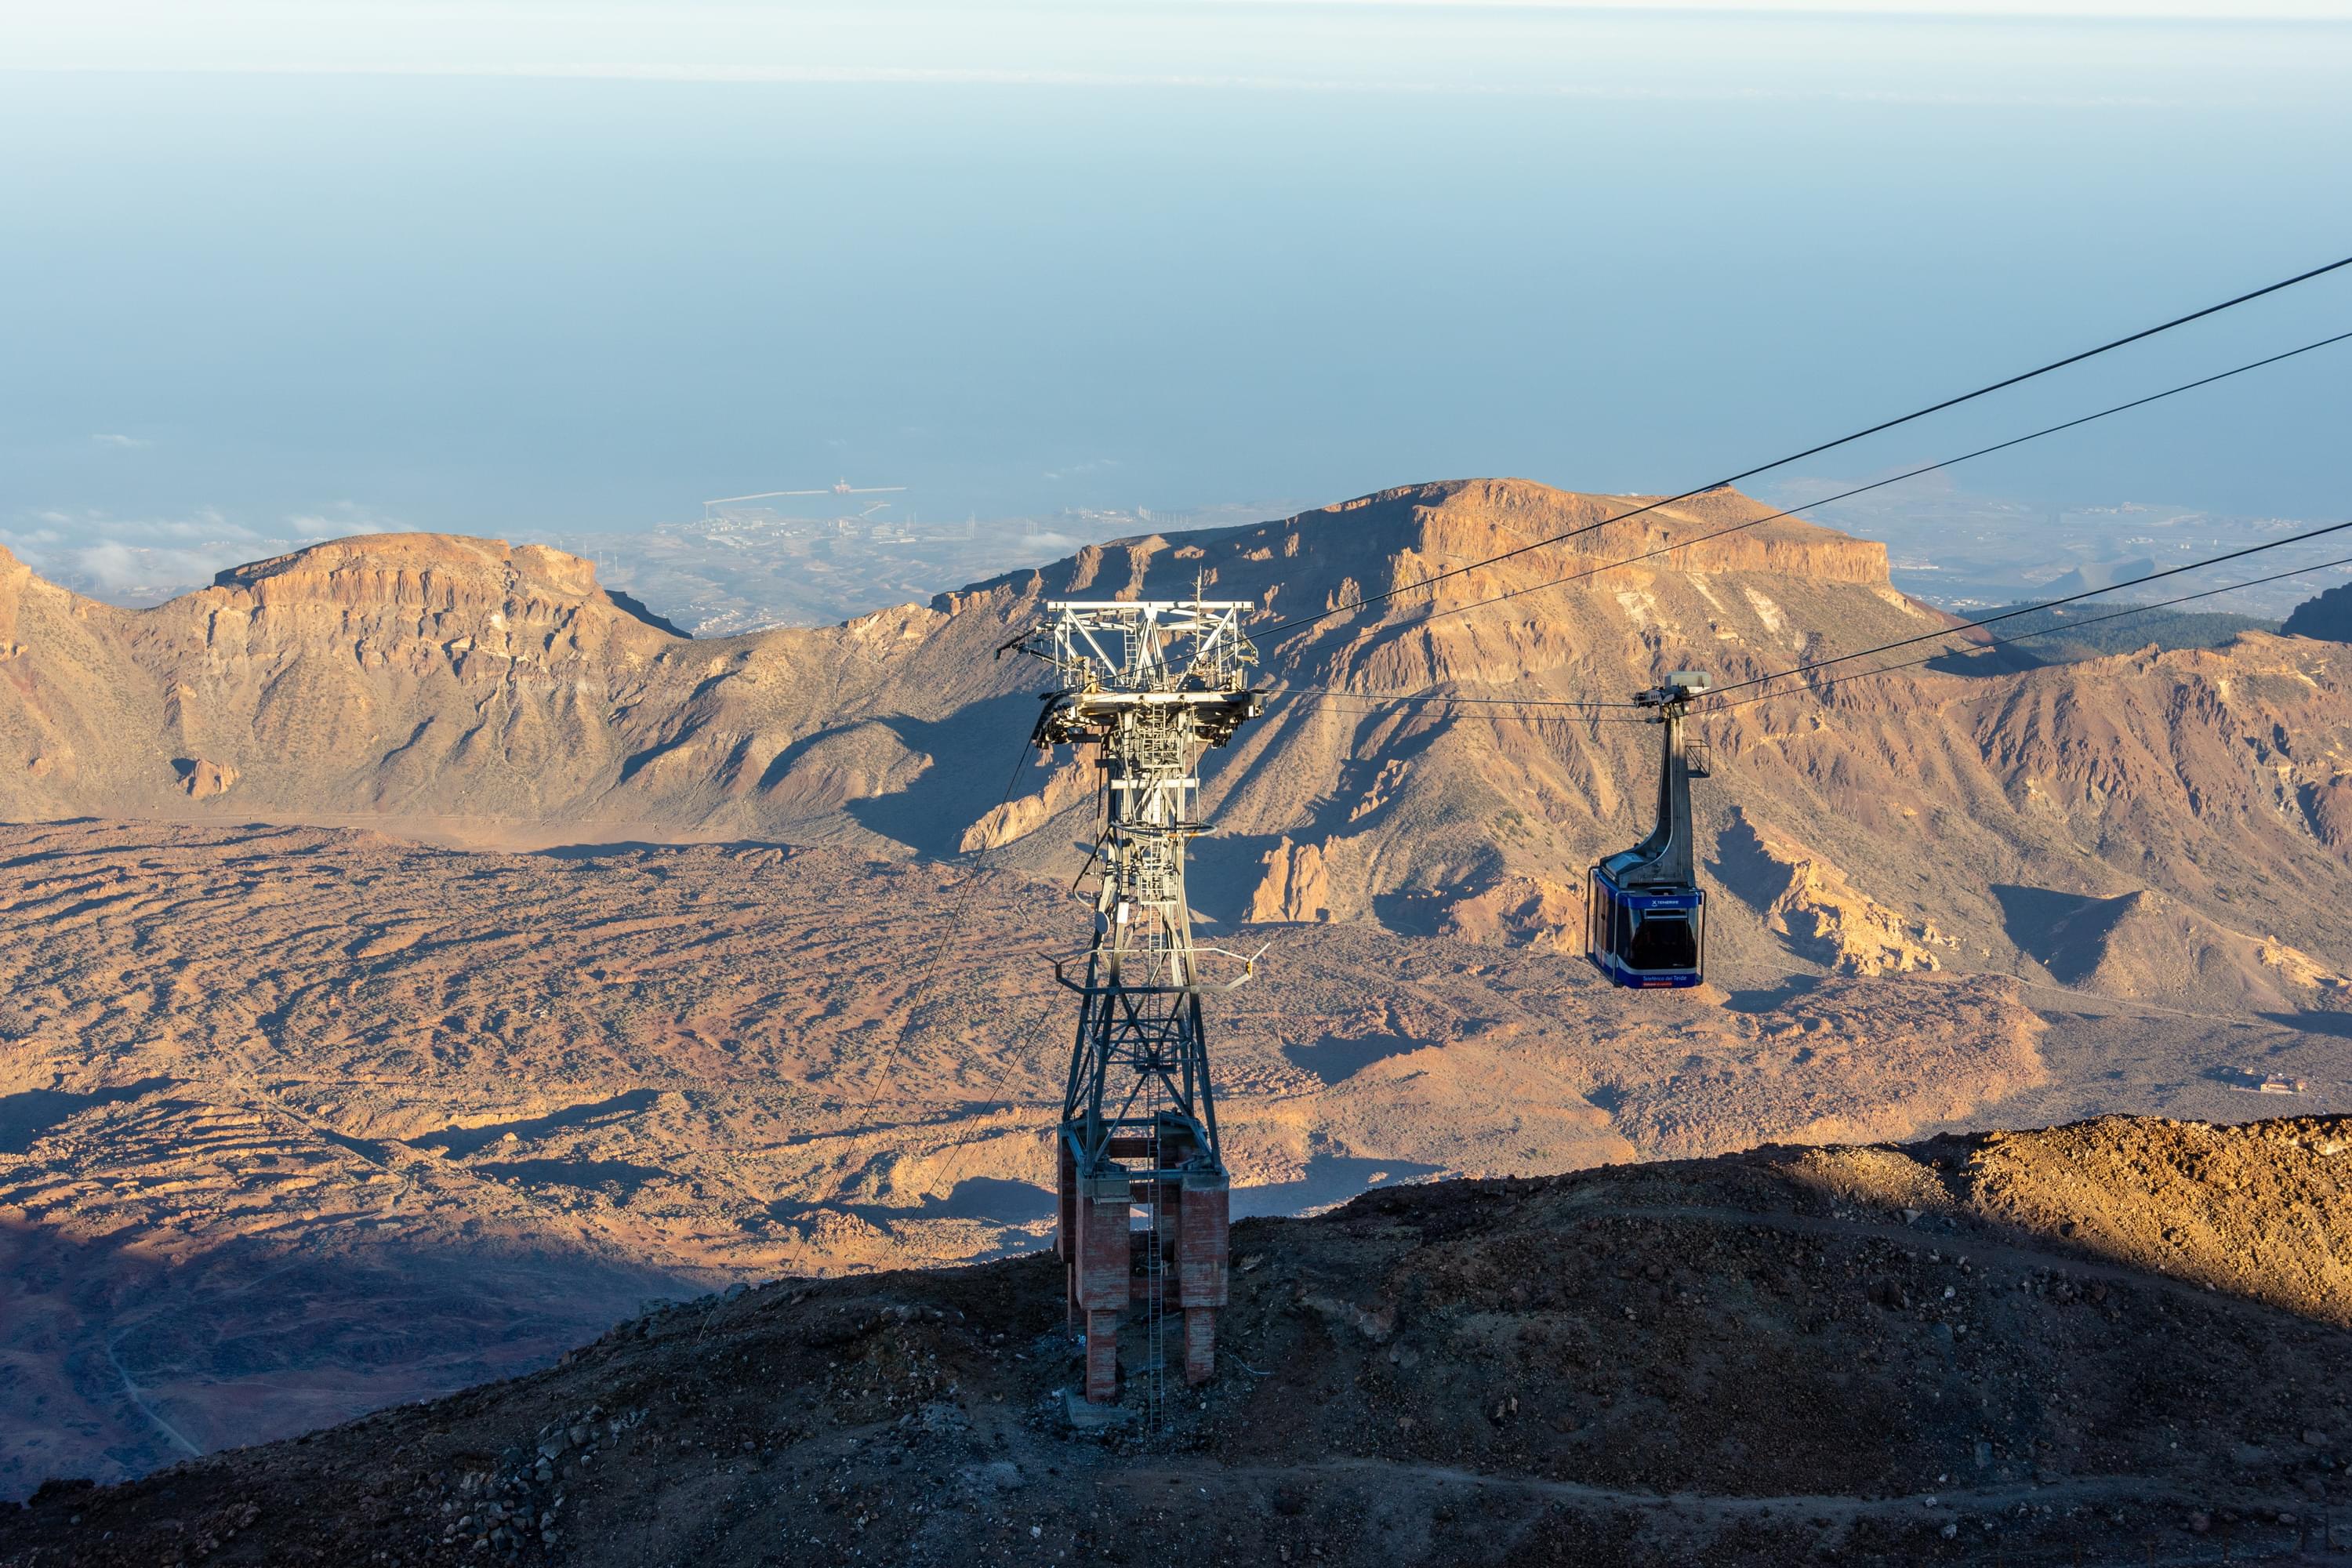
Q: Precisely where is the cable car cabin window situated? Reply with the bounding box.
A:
[1621,908,1697,971]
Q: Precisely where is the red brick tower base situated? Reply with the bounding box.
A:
[1070,1170,1131,1403]
[1057,1144,1229,1404]
[1175,1173,1229,1385]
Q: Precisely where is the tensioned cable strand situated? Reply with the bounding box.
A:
[1258,256,2352,640]
[844,735,1040,1121]
[1276,327,2352,706]
[1291,551,2352,725]
[1700,550,2352,716]
[1314,521,2352,720]
[1297,699,1653,722]
[1705,515,2352,702]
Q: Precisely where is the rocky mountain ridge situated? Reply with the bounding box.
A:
[3,478,2350,1009]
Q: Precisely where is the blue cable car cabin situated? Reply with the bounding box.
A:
[1588,671,1709,989]
[1587,871,1704,988]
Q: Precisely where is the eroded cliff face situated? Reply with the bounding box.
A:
[0,545,33,653]
[132,536,691,819]
[0,480,2347,1011]
[1712,808,1949,976]
[194,535,677,668]
[0,546,158,814]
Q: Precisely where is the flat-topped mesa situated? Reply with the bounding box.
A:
[942,478,1897,638]
[216,533,599,602]
[1327,478,1892,592]
[185,533,685,652]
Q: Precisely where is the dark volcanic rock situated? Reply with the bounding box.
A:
[4,1114,2347,1568]
[2285,580,2352,643]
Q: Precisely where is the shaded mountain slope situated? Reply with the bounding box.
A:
[5,1114,2349,1568]
[2284,580,2352,644]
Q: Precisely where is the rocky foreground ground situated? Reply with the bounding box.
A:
[5,1113,2350,1566]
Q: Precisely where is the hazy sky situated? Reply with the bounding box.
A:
[3,2,2349,598]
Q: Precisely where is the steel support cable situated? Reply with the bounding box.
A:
[1269,326,2352,713]
[1308,521,2352,719]
[834,734,1080,1249]
[1297,696,1655,723]
[1285,552,2352,725]
[920,988,1068,1218]
[1697,549,2352,716]
[1698,514,2352,706]
[1255,257,2352,642]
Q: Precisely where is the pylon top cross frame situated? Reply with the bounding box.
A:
[1009,593,1268,1078]
[1020,597,1261,746]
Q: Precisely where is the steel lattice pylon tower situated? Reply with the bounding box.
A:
[1010,595,1262,1406]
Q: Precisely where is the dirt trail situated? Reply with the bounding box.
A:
[100,1338,200,1461]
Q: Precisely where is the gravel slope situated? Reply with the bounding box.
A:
[6,1114,2350,1567]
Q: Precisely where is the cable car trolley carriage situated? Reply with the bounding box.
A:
[1588,671,1711,989]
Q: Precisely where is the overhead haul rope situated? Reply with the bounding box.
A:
[1703,549,2352,716]
[1256,256,2352,641]
[1273,325,2352,711]
[1300,518,2352,720]
[1693,516,2352,706]
[1298,700,1652,722]
[919,985,1070,1232]
[1290,550,2352,727]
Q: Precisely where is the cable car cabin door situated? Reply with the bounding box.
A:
[1587,866,1705,989]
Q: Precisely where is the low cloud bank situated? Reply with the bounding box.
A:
[2,505,404,606]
